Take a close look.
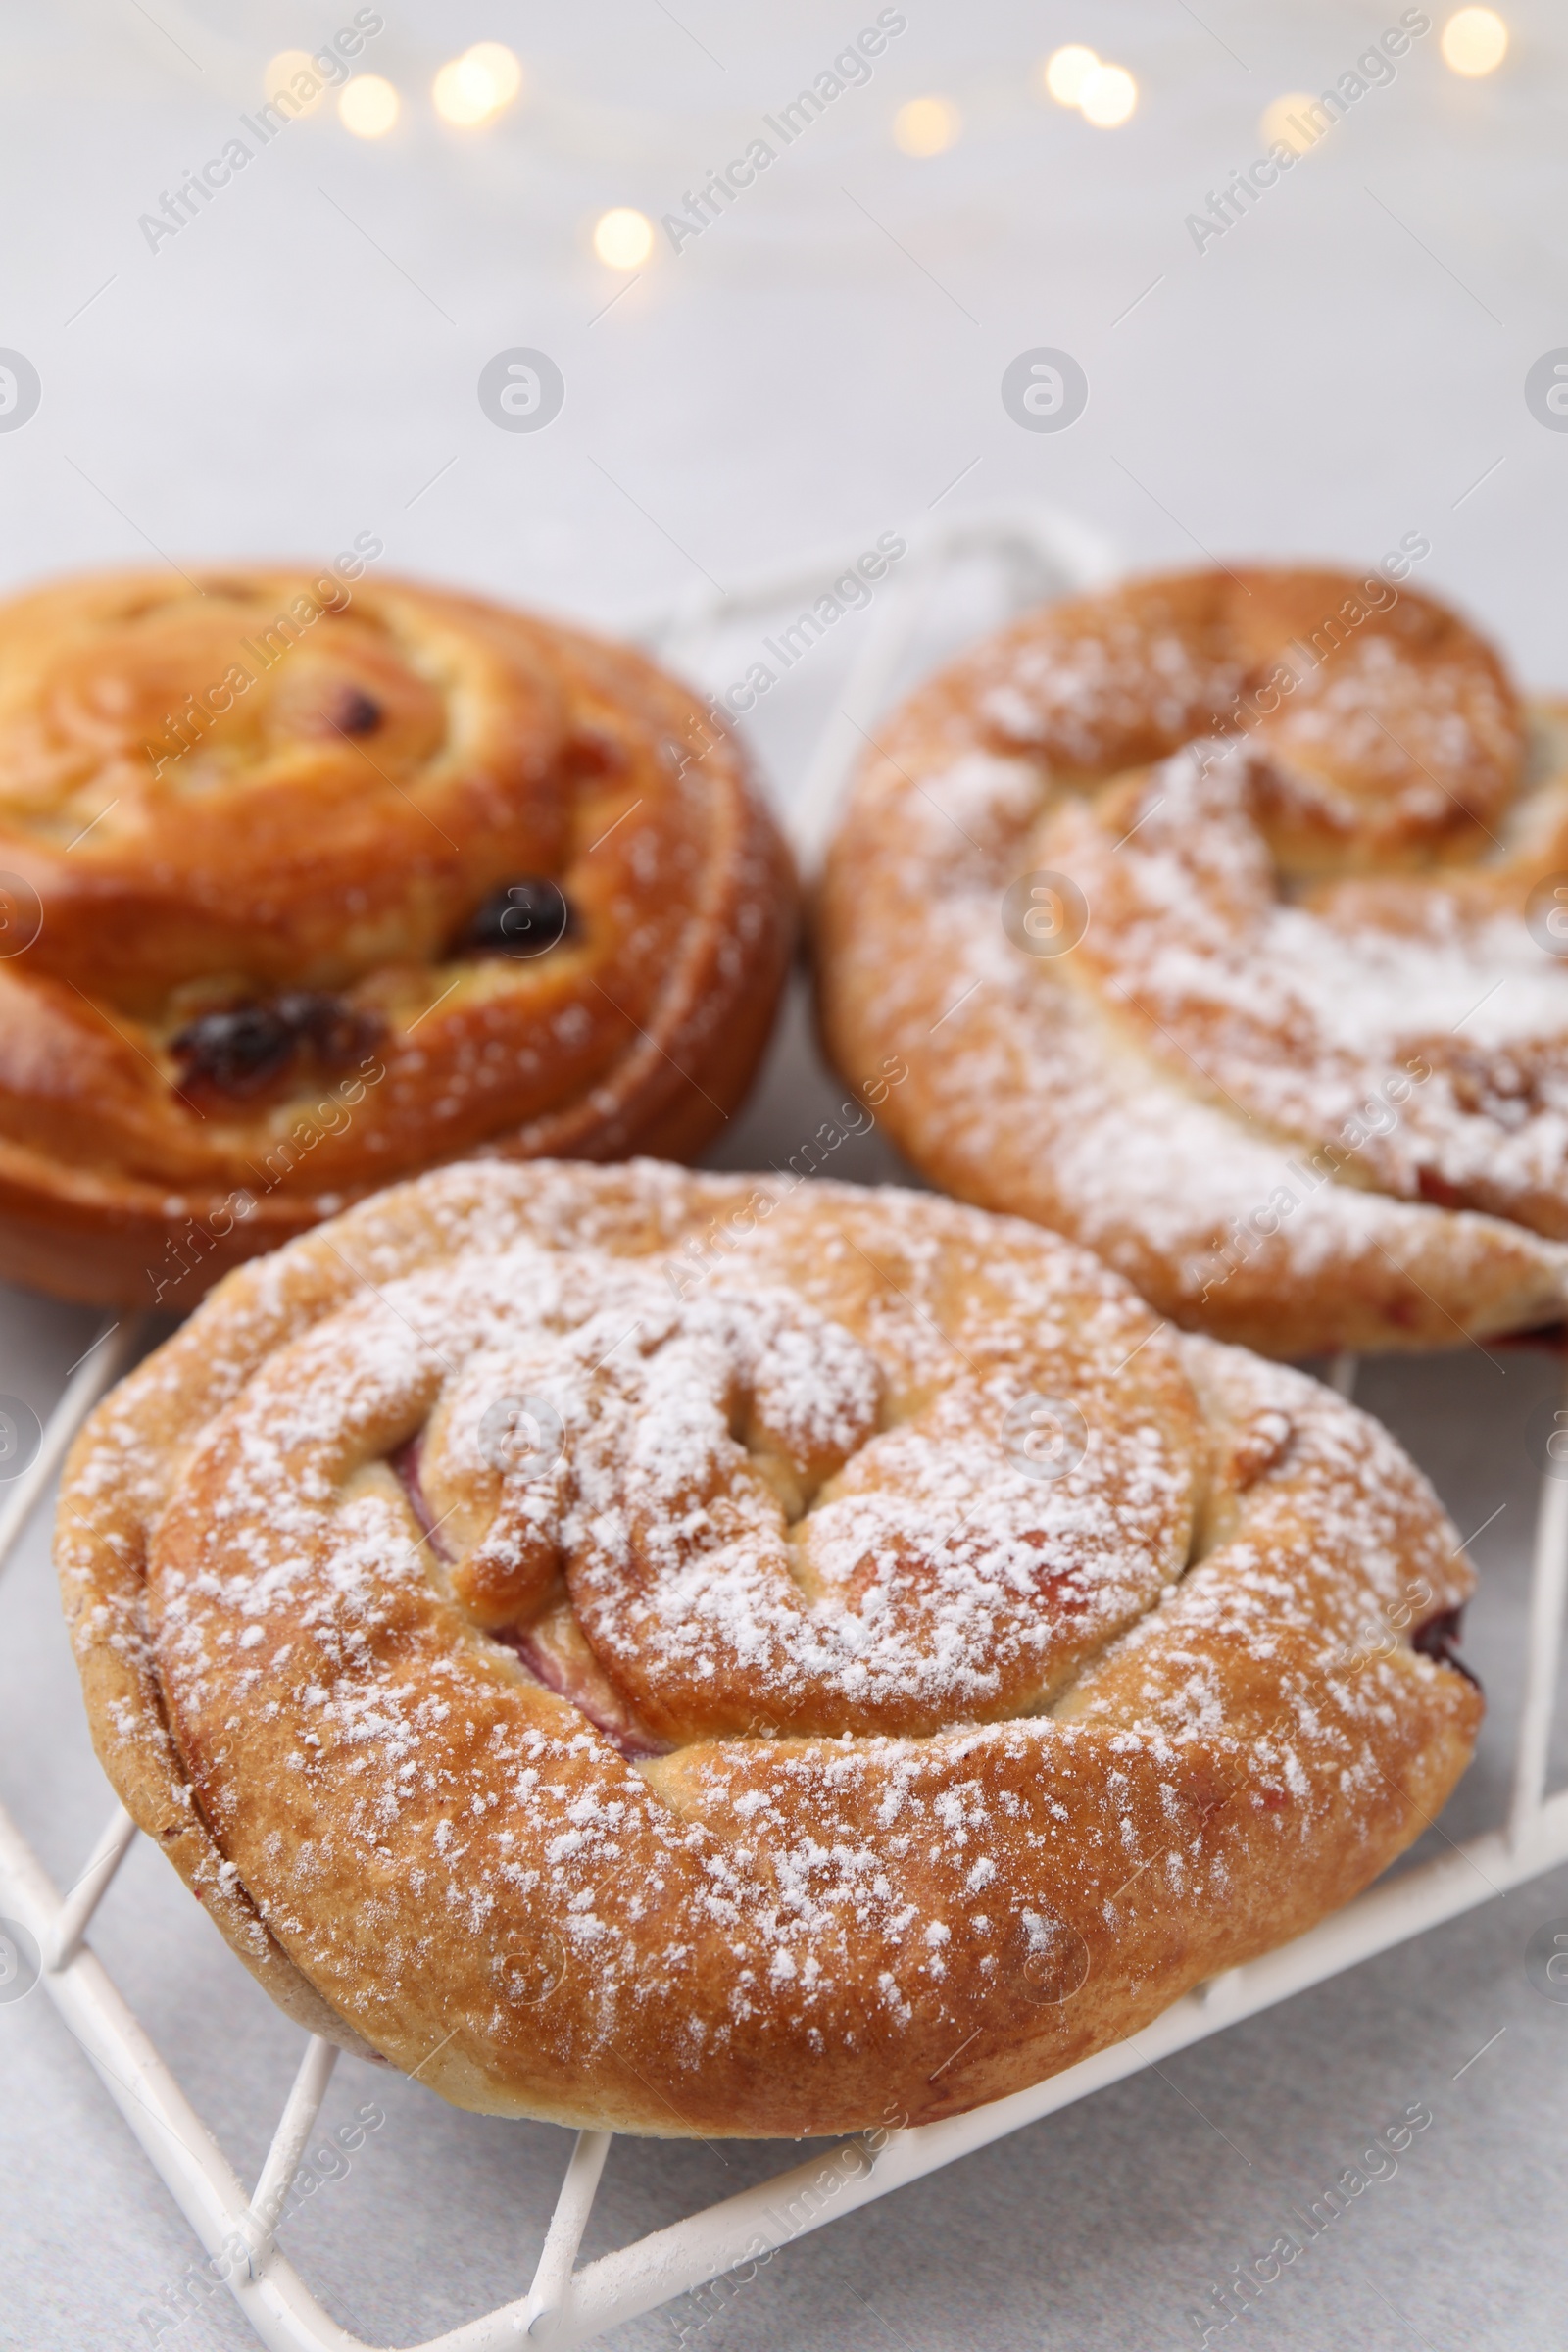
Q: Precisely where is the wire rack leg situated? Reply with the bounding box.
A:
[247,2037,341,2273]
[0,1312,145,1580]
[50,1801,138,1967]
[523,2130,613,2341]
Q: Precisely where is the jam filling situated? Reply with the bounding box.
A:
[389,1432,449,1553]
[389,1432,667,1759]
[1411,1603,1481,1689]
[487,1621,671,1759]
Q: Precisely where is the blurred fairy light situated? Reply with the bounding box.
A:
[431,60,491,127]
[1077,64,1137,127]
[893,96,960,156]
[1043,46,1138,127]
[463,41,523,104]
[339,74,400,137]
[1044,45,1099,106]
[1441,7,1508,74]
[1260,92,1321,153]
[263,51,327,114]
[593,208,654,269]
[432,42,524,126]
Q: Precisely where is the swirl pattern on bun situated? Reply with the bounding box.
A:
[817,564,1568,1355]
[0,566,792,1305]
[57,1161,1479,2134]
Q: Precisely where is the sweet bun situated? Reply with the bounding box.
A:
[817,564,1568,1355]
[57,1160,1479,2134]
[0,565,792,1307]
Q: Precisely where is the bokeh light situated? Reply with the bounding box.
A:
[465,43,522,105]
[263,52,327,115]
[1078,64,1138,127]
[1260,93,1322,153]
[893,96,960,156]
[338,74,400,137]
[432,42,523,126]
[1442,8,1508,74]
[1044,46,1099,106]
[592,208,654,270]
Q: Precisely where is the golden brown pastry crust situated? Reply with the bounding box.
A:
[57,1160,1478,2135]
[816,564,1568,1356]
[0,567,792,1308]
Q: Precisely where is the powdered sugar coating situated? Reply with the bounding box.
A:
[1055,742,1568,1237]
[57,1160,1480,2134]
[817,565,1568,1355]
[152,1228,1198,1749]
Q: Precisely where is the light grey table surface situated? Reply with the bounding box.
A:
[4,4,1568,2347]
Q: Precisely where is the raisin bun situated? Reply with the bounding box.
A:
[0,565,793,1306]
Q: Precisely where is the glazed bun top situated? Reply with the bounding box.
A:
[0,564,793,1300]
[0,558,576,1000]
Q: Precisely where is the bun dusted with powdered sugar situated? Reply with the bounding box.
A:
[817,564,1568,1356]
[57,1160,1478,2133]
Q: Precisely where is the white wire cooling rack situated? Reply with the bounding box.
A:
[3,511,1567,2352]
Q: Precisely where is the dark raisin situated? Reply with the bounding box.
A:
[299,686,383,742]
[1412,1604,1481,1689]
[461,879,572,959]
[332,688,382,737]
[272,991,378,1062]
[171,1003,296,1095]
[171,991,377,1099]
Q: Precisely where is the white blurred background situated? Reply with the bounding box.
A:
[4,7,1568,2349]
[7,1,1563,667]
